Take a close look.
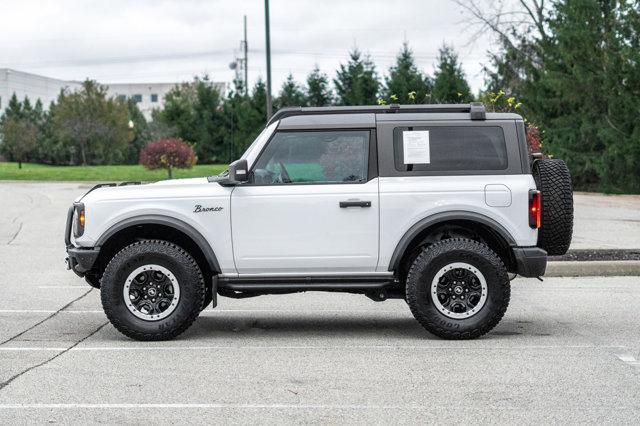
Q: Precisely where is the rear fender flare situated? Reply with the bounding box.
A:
[388,211,517,271]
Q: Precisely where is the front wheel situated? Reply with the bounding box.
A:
[406,238,510,339]
[101,240,205,341]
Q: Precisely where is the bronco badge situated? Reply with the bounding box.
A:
[193,204,223,213]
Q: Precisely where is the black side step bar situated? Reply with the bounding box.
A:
[218,275,396,292]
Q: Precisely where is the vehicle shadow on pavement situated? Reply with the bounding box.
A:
[167,315,555,341]
[184,315,430,339]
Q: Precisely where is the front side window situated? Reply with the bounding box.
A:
[252,130,370,184]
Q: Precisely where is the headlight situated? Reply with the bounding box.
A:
[73,203,85,238]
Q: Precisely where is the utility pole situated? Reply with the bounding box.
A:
[243,15,248,96]
[264,0,273,119]
[230,16,249,94]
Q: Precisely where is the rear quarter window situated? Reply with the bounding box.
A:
[393,126,508,172]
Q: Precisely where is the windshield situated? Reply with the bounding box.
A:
[241,121,279,167]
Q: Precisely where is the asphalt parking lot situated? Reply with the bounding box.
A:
[0,182,639,424]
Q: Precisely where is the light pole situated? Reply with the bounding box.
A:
[265,0,273,119]
[243,15,249,96]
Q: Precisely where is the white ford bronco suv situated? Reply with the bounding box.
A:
[65,103,573,341]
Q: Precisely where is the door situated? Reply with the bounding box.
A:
[231,129,379,275]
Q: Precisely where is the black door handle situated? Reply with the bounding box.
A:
[339,200,372,208]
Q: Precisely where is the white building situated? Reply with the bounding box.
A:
[106,82,179,120]
[0,68,225,120]
[0,68,81,111]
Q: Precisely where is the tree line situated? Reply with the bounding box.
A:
[2,0,639,193]
[0,43,471,167]
[457,0,640,193]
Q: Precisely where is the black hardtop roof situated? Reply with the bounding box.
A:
[267,103,487,125]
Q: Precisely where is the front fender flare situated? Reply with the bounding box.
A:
[96,214,221,273]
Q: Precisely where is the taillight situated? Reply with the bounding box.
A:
[529,190,541,229]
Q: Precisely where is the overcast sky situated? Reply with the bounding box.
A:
[1,0,497,94]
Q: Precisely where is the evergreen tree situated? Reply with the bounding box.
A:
[333,49,380,105]
[35,98,71,165]
[383,43,432,104]
[251,78,268,123]
[221,79,269,162]
[276,74,306,109]
[523,0,640,192]
[31,99,45,124]
[432,44,473,103]
[160,76,225,163]
[305,66,333,106]
[0,95,42,167]
[472,0,640,192]
[1,94,23,122]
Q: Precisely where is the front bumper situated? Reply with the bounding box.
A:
[65,202,99,277]
[513,246,547,277]
[66,246,100,277]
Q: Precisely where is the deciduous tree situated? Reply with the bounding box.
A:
[51,80,132,165]
[0,117,38,168]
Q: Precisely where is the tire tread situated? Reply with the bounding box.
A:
[101,239,205,341]
[406,238,510,340]
[533,159,574,255]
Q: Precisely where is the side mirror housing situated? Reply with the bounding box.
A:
[228,159,249,183]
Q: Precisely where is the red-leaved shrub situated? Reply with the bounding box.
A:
[139,138,197,179]
[526,124,543,157]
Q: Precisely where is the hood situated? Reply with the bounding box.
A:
[79,177,228,203]
[150,177,209,186]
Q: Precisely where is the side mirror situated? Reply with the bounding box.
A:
[228,159,249,183]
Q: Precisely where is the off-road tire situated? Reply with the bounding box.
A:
[406,238,510,339]
[101,240,205,341]
[532,159,574,255]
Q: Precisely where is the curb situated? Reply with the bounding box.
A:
[546,260,640,277]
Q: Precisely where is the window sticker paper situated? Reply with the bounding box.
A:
[403,130,430,164]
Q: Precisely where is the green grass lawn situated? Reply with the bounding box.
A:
[0,162,228,182]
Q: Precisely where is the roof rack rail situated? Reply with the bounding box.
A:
[267,102,486,125]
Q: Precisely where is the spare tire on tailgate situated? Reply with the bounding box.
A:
[532,159,574,255]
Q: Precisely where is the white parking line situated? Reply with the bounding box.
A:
[0,403,442,410]
[0,344,627,352]
[0,402,632,410]
[37,286,90,289]
[0,309,403,314]
[616,352,640,368]
[0,309,103,314]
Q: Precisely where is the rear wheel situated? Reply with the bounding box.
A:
[101,240,205,341]
[406,238,510,339]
